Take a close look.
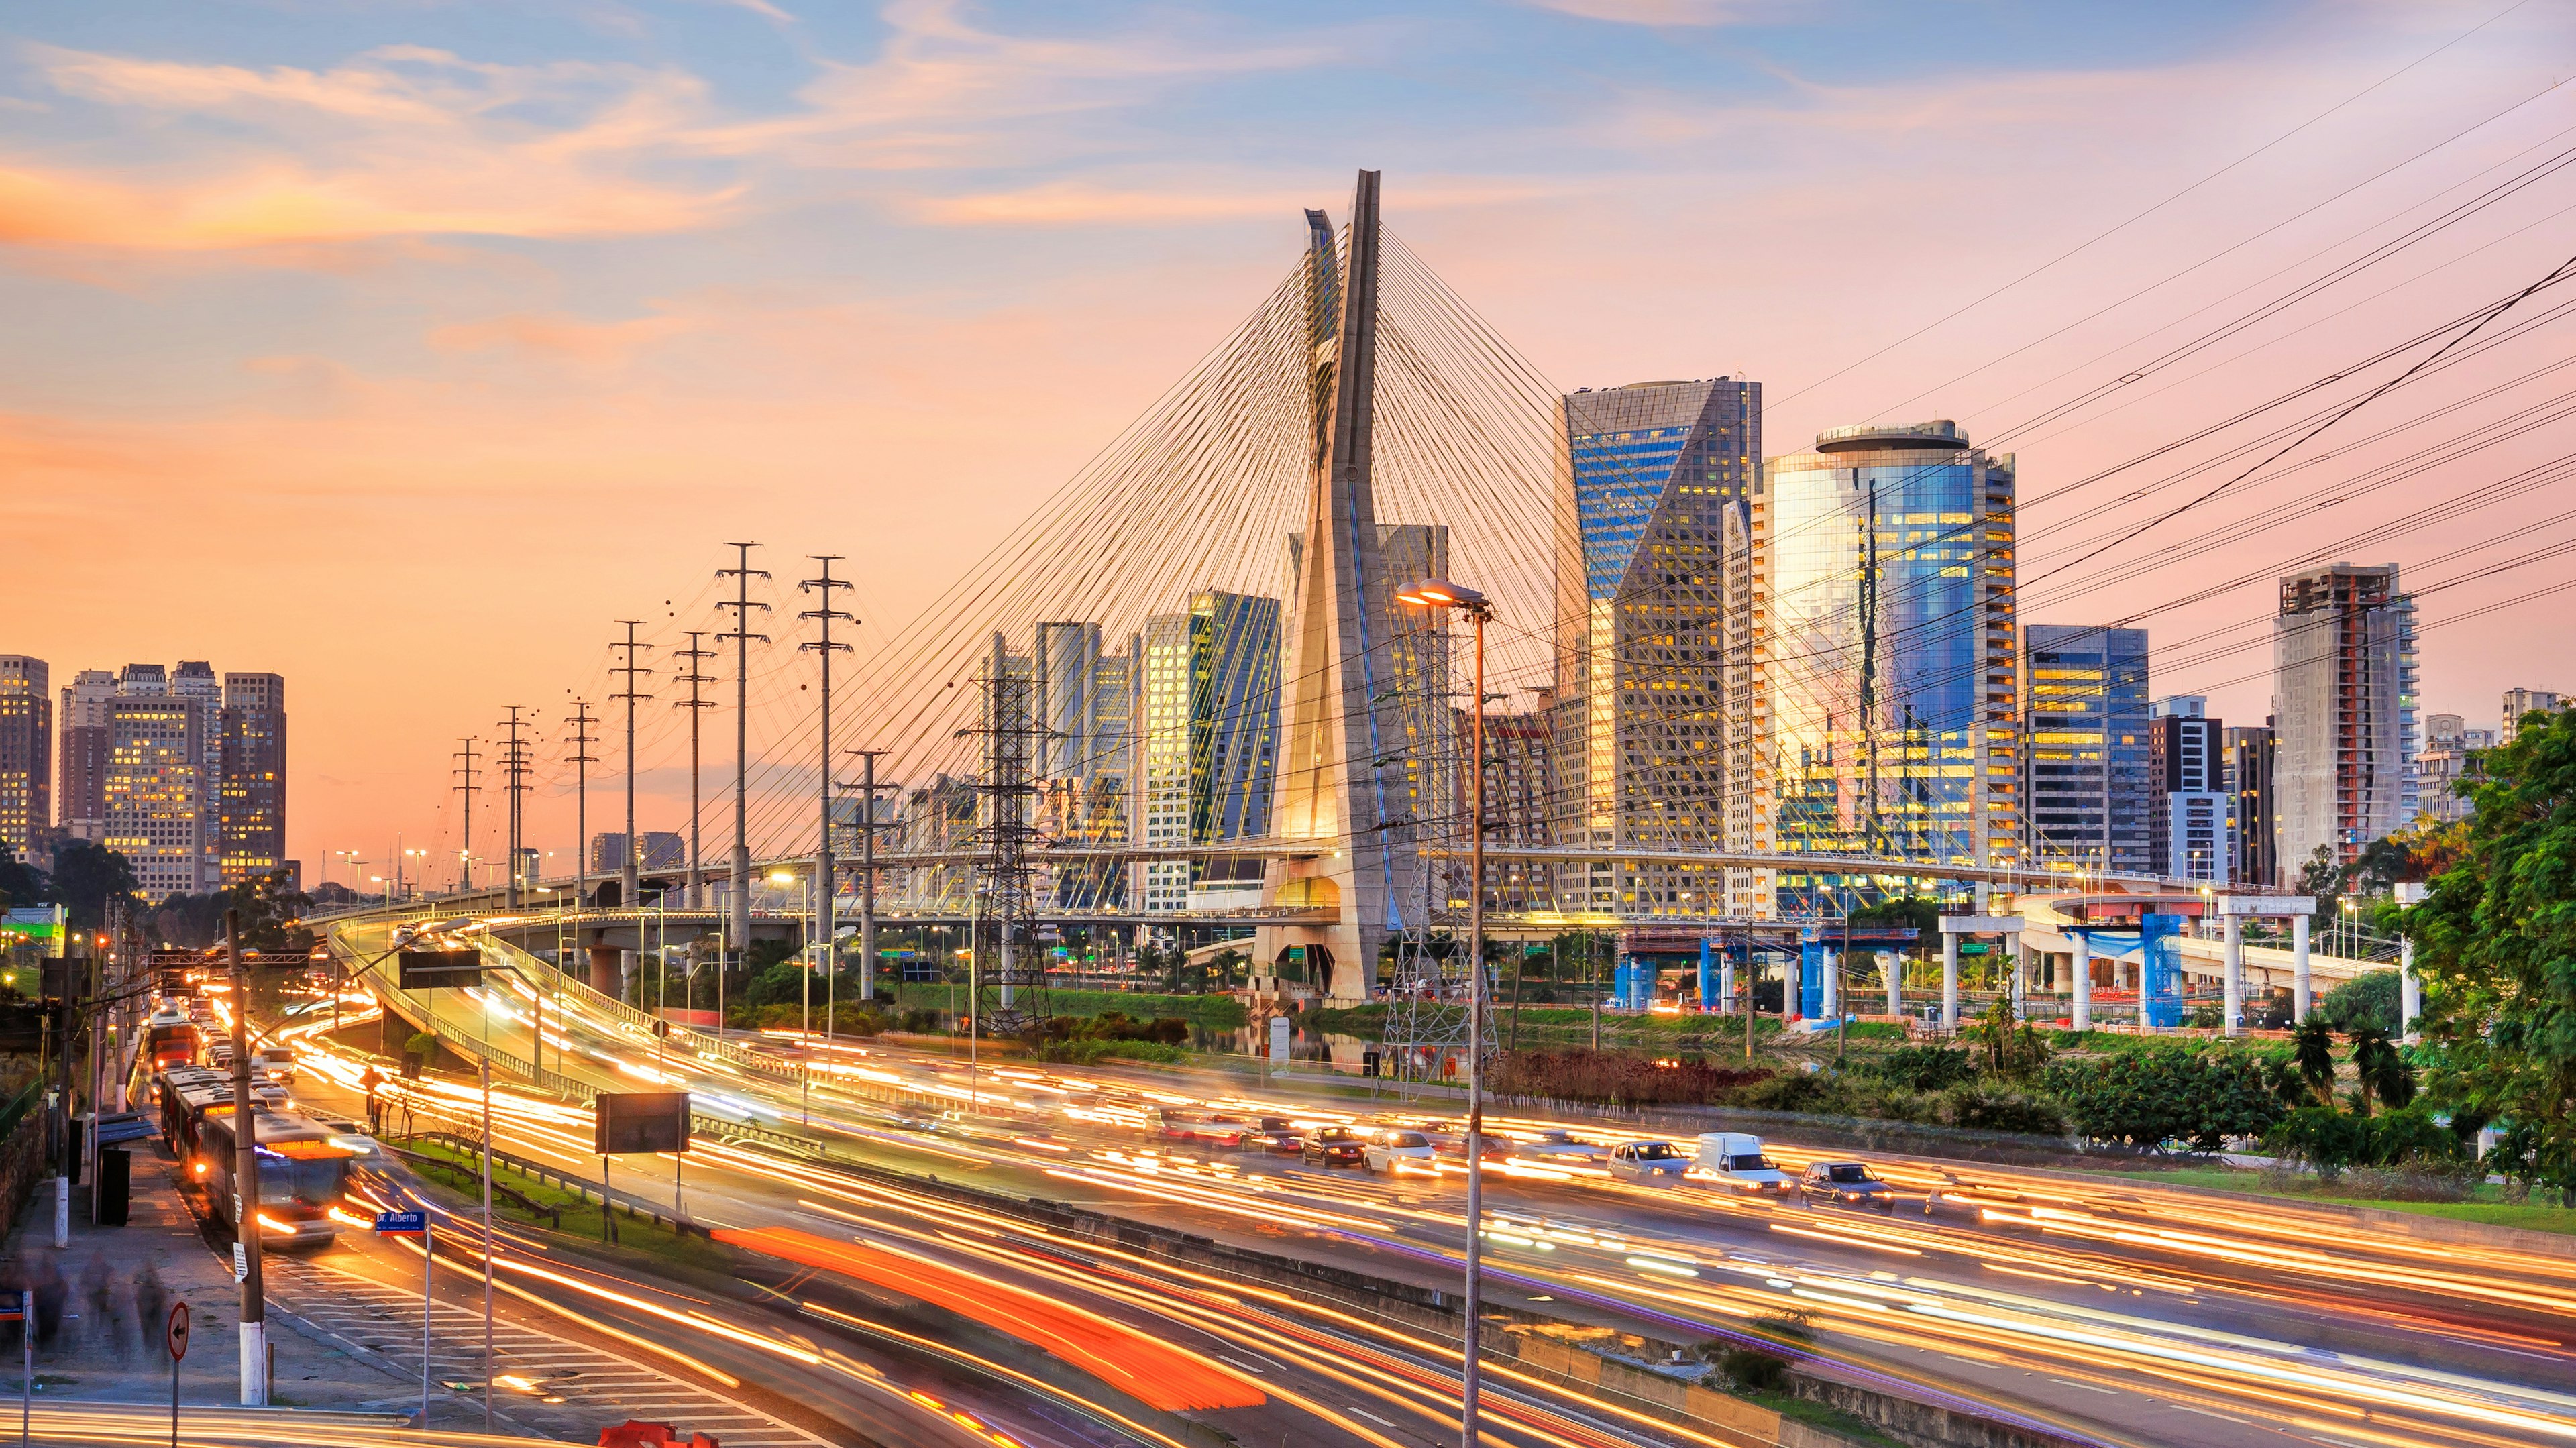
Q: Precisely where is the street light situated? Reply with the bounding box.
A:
[1391,574,1491,1448]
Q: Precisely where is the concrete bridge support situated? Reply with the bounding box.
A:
[2072,933,2092,1032]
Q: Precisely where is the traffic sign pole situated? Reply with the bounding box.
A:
[165,1301,189,1448]
[372,1210,432,1427]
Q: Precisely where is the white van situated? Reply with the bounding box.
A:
[1693,1132,1793,1195]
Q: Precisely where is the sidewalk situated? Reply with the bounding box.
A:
[0,1139,458,1422]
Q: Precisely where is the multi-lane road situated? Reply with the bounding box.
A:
[309,917,2576,1448]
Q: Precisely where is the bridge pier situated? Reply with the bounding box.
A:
[2072,933,2092,1032]
[1941,932,1958,1030]
[2395,881,2426,1041]
[588,944,621,996]
[2292,913,2312,1023]
[2222,915,2243,1035]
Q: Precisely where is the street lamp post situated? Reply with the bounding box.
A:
[1394,575,1490,1448]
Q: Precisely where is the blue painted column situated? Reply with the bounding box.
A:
[1697,940,1716,1013]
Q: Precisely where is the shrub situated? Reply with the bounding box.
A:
[1938,1082,2070,1138]
[404,1031,438,1061]
[1712,1311,1813,1394]
[1867,1045,1975,1092]
[2267,1105,2369,1180]
[2045,1045,2285,1152]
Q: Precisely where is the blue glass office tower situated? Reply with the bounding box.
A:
[2022,624,2152,877]
[1554,378,1761,917]
[1759,421,2020,910]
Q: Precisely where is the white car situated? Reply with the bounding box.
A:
[1364,1130,1440,1175]
[1606,1141,1690,1182]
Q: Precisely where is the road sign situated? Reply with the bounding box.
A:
[397,949,484,989]
[594,1091,691,1155]
[166,1302,189,1362]
[374,1210,427,1235]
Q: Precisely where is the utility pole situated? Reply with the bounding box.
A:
[800,557,854,1042]
[716,545,770,973]
[566,700,598,991]
[451,738,481,893]
[843,750,895,1003]
[674,632,716,911]
[224,910,266,1406]
[497,707,533,909]
[610,621,657,930]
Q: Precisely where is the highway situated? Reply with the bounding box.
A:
[316,917,2576,1448]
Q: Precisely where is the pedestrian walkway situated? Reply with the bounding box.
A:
[266,1251,833,1448]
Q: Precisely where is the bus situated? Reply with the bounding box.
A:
[194,1105,372,1249]
[145,1013,199,1072]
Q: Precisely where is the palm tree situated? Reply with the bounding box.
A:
[2349,1023,2413,1113]
[2291,1016,2338,1105]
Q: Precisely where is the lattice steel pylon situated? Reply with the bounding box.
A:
[958,639,1049,1036]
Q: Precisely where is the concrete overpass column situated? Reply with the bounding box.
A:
[2395,881,2426,1042]
[1941,930,1960,1032]
[586,944,620,993]
[2222,914,2243,1036]
[1821,952,1838,1019]
[2292,914,2312,1023]
[1718,948,1735,1016]
[1883,951,1900,1017]
[2006,931,2024,1017]
[2072,932,2092,1032]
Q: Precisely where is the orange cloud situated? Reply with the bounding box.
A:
[3,46,745,252]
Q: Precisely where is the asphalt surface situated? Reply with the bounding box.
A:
[313,920,2576,1448]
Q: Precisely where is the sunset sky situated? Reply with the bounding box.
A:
[5,0,2572,891]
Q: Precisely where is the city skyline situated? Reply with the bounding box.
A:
[4,1,2573,881]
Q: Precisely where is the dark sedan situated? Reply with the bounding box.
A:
[1799,1161,1898,1210]
[1245,1117,1303,1154]
[1301,1126,1366,1166]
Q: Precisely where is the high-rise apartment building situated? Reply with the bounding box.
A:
[1758,420,2019,910]
[2021,626,2150,878]
[56,670,113,844]
[2273,563,2418,873]
[104,663,217,898]
[2226,722,2277,887]
[217,672,286,884]
[2500,687,2564,745]
[1554,377,1760,918]
[0,658,48,862]
[2148,695,2228,883]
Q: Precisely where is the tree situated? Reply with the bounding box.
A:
[2315,970,2400,1035]
[2290,1017,2338,1106]
[2408,704,2576,1203]
[0,844,42,914]
[2349,1024,2414,1115]
[48,841,138,930]
[1962,998,2049,1080]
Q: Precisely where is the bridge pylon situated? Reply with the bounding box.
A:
[1256,170,1413,1005]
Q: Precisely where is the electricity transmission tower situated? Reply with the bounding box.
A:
[672,632,716,909]
[957,651,1046,1036]
[496,707,534,908]
[451,737,482,892]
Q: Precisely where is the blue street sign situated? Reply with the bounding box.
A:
[373,1210,427,1235]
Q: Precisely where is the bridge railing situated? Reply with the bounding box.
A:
[465,926,807,1085]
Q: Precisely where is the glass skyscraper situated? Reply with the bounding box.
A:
[1554,377,1761,918]
[1757,421,2019,909]
[2020,625,2151,878]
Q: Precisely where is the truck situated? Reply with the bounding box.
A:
[1693,1131,1794,1195]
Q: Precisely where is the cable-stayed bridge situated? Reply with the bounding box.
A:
[380,170,2327,1012]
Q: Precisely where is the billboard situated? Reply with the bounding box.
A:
[396,950,484,989]
[593,1091,691,1156]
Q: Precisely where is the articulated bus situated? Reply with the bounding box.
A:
[157,1070,372,1249]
